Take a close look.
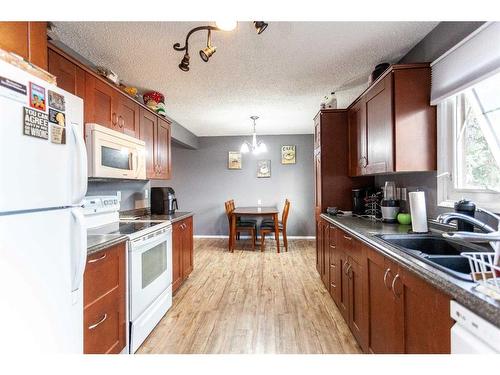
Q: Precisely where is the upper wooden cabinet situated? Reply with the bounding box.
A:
[348,98,367,177]
[85,73,116,129]
[156,118,172,180]
[348,64,436,176]
[139,109,171,180]
[85,74,139,137]
[0,22,47,70]
[365,74,394,174]
[48,48,85,98]
[139,108,157,179]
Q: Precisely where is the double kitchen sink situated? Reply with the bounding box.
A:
[375,233,494,281]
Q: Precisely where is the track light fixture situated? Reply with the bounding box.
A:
[178,53,190,71]
[173,21,268,71]
[199,30,216,62]
[254,21,268,35]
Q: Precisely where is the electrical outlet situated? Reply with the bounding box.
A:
[117,191,122,202]
[257,199,262,206]
[144,189,149,200]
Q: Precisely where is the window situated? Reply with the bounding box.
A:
[437,70,500,211]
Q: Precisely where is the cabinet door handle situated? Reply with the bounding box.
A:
[88,313,107,330]
[359,156,368,168]
[118,116,124,128]
[344,262,350,275]
[112,113,117,125]
[343,235,352,241]
[347,264,353,278]
[383,268,392,289]
[88,253,106,264]
[391,274,402,298]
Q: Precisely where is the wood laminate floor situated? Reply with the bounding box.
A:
[138,238,362,354]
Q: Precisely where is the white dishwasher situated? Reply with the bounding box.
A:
[450,300,500,353]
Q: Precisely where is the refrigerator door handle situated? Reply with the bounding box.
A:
[71,208,87,297]
[71,122,88,205]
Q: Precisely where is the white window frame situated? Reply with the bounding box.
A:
[437,96,500,212]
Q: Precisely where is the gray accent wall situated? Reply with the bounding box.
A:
[151,135,314,236]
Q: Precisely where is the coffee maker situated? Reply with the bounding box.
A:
[352,188,367,215]
[151,187,178,215]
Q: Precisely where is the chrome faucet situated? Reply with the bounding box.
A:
[437,207,500,265]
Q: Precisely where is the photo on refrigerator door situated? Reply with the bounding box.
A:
[29,82,46,111]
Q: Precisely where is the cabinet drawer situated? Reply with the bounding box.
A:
[84,288,123,354]
[84,245,121,307]
[337,229,363,263]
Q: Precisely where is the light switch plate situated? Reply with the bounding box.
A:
[117,191,122,202]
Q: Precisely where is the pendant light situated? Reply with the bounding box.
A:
[240,116,267,155]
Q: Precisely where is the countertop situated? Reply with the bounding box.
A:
[86,211,193,255]
[87,233,128,255]
[320,213,500,327]
[119,210,193,224]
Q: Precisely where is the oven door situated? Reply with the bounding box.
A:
[129,227,172,321]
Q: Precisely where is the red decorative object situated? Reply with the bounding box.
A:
[143,91,165,104]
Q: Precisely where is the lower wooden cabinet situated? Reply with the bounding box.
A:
[317,217,452,354]
[84,242,126,354]
[172,216,194,293]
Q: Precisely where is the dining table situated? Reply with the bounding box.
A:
[230,206,280,253]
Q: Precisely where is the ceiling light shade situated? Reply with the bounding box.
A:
[240,142,250,153]
[178,53,190,71]
[241,116,267,154]
[215,20,237,31]
[254,21,268,35]
[200,45,216,62]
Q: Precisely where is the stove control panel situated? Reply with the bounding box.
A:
[83,195,120,215]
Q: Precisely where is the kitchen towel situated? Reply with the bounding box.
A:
[409,191,428,233]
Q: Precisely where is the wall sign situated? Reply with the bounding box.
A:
[257,160,271,178]
[228,151,242,169]
[281,145,296,164]
[23,107,49,140]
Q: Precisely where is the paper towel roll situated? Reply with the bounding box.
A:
[409,191,428,233]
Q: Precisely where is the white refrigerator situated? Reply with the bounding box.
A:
[0,58,87,353]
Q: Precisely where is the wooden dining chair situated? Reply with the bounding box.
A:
[260,199,291,252]
[225,200,257,251]
[228,199,257,240]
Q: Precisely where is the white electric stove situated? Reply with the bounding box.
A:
[83,196,173,353]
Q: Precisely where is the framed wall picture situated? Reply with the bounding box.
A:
[281,145,296,164]
[257,160,271,178]
[228,151,242,169]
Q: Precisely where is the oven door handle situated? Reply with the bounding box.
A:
[130,230,171,252]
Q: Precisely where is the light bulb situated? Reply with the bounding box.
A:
[215,20,237,31]
[240,142,250,153]
[259,142,267,153]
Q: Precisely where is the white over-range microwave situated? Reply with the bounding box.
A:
[85,123,146,180]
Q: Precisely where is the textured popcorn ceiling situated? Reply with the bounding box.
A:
[51,22,437,136]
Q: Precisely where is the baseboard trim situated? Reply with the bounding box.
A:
[194,235,315,240]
